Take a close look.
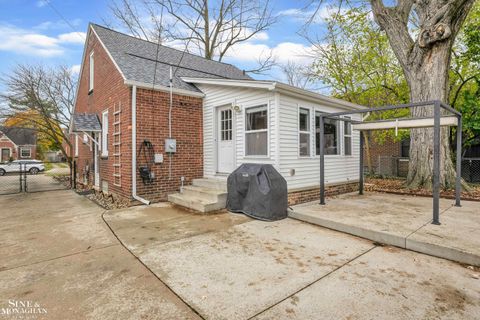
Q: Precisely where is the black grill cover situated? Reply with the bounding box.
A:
[227,164,288,221]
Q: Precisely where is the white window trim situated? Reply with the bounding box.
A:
[298,106,312,157]
[20,147,31,158]
[75,134,79,157]
[89,51,94,92]
[314,109,343,158]
[244,104,269,158]
[343,116,353,156]
[101,109,109,157]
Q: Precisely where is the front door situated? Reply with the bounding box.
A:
[1,148,10,163]
[217,107,234,173]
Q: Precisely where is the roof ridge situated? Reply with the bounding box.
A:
[90,23,245,71]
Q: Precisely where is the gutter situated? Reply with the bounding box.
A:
[131,85,151,205]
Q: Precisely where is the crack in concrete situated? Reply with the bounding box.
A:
[101,210,207,320]
[0,243,120,273]
[247,244,379,320]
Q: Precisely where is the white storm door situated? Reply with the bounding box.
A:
[217,107,234,173]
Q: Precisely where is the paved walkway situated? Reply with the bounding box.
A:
[290,192,480,266]
[105,203,480,320]
[0,190,200,319]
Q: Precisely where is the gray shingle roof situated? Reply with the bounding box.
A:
[91,24,252,93]
[0,127,36,145]
[71,113,102,132]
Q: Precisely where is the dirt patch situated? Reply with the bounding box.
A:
[433,284,474,312]
[365,177,480,201]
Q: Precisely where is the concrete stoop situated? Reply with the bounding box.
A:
[168,178,227,213]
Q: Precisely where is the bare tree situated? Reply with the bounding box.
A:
[0,64,76,164]
[279,60,313,89]
[107,0,277,73]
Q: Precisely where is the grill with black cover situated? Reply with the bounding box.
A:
[226,164,288,221]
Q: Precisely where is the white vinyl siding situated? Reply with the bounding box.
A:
[101,110,108,156]
[197,84,276,177]
[278,95,361,190]
[197,82,362,190]
[89,52,94,92]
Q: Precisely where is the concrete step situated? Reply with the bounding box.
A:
[168,192,226,213]
[192,178,228,191]
[182,185,227,203]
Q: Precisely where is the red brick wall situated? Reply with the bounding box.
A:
[288,182,359,206]
[135,89,204,202]
[363,134,402,173]
[0,136,16,162]
[73,30,132,198]
[73,29,204,203]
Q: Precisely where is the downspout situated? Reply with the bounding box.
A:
[131,85,151,205]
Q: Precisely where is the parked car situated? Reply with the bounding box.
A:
[0,160,45,176]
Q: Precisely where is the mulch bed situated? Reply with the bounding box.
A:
[365,177,480,202]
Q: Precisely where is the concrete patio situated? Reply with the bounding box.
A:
[290,192,480,266]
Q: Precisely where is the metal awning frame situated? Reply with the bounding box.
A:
[72,131,100,147]
[318,100,462,225]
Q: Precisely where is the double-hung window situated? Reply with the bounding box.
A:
[89,52,94,92]
[101,110,109,157]
[344,116,352,155]
[20,147,31,158]
[299,108,311,156]
[75,135,79,157]
[315,112,340,155]
[245,105,268,156]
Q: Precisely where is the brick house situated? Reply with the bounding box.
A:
[71,24,366,210]
[0,127,37,163]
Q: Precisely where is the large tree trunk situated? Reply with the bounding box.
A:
[370,0,475,190]
[406,44,457,189]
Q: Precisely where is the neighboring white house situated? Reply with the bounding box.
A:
[182,78,364,192]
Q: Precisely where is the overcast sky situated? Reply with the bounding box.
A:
[0,0,338,91]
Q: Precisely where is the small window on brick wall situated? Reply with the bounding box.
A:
[20,147,31,158]
[102,110,109,157]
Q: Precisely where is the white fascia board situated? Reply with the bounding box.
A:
[124,80,205,98]
[181,77,276,90]
[352,116,458,131]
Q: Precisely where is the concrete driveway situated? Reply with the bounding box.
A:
[0,191,200,319]
[105,204,480,320]
[1,191,479,319]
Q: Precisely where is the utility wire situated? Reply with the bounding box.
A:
[43,0,86,42]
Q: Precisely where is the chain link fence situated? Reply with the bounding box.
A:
[462,158,480,184]
[369,156,480,184]
[0,161,71,195]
